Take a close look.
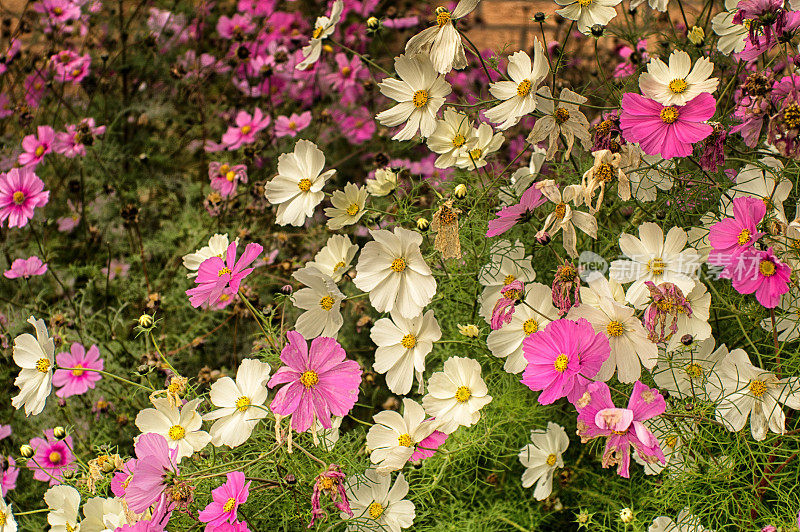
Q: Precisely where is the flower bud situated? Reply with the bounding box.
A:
[535,230,551,245]
[680,334,693,346]
[416,217,430,231]
[366,16,380,29]
[138,314,154,328]
[687,26,705,46]
[53,426,67,440]
[619,508,634,523]
[454,183,467,199]
[533,11,545,22]
[280,284,293,294]
[20,445,33,458]
[590,24,604,37]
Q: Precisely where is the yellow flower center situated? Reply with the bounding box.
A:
[455,385,472,402]
[606,320,625,337]
[12,191,25,205]
[312,25,324,39]
[554,353,569,372]
[517,79,532,98]
[346,203,360,216]
[35,145,45,157]
[226,171,236,182]
[451,133,466,148]
[685,363,703,378]
[368,502,385,520]
[168,425,185,440]
[36,358,51,373]
[288,121,297,130]
[397,433,413,447]
[333,260,346,272]
[523,318,539,335]
[412,89,429,108]
[503,274,516,285]
[298,178,312,192]
[668,78,688,94]
[546,454,557,466]
[71,68,81,77]
[647,257,666,276]
[660,107,679,124]
[749,379,767,398]
[737,229,751,246]
[0,510,6,525]
[578,0,593,6]
[503,289,521,301]
[218,266,231,277]
[554,107,570,124]
[319,476,335,490]
[71,364,84,376]
[300,370,319,388]
[666,436,678,447]
[220,164,230,173]
[759,260,776,277]
[341,66,352,76]
[391,258,407,272]
[49,451,62,463]
[401,334,417,349]
[223,497,236,512]
[54,6,63,14]
[597,163,615,183]
[553,203,567,219]
[235,396,250,412]
[241,125,251,134]
[319,296,335,311]
[436,8,452,27]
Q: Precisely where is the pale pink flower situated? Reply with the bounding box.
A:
[4,256,47,279]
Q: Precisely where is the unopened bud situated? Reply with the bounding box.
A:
[366,16,380,29]
[680,334,694,346]
[416,217,430,231]
[138,314,154,328]
[619,508,634,524]
[53,426,67,440]
[454,183,467,199]
[535,230,551,245]
[20,445,33,458]
[590,24,604,37]
[533,12,545,22]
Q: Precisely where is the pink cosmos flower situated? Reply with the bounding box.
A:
[238,0,274,16]
[620,92,715,159]
[309,465,352,527]
[19,125,56,167]
[643,282,691,343]
[325,53,367,105]
[101,259,131,280]
[33,0,82,24]
[50,50,91,83]
[198,471,250,529]
[216,13,255,39]
[111,458,137,498]
[0,426,10,440]
[0,94,13,119]
[274,112,312,138]
[125,433,180,514]
[521,318,610,405]
[268,331,362,432]
[491,279,523,330]
[209,162,248,197]
[4,256,47,279]
[411,428,448,460]
[24,72,48,108]
[486,185,546,237]
[221,109,271,150]
[708,196,766,276]
[552,262,581,315]
[186,241,263,308]
[0,167,50,228]
[2,457,19,496]
[57,200,81,232]
[730,246,791,308]
[332,107,376,145]
[575,381,666,478]
[29,429,77,485]
[53,118,106,158]
[52,342,103,398]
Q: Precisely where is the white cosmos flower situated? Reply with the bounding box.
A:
[81,496,129,531]
[353,227,436,319]
[45,485,81,532]
[371,309,441,395]
[478,239,536,323]
[455,123,504,169]
[487,283,559,374]
[291,267,345,339]
[713,348,800,441]
[630,0,668,12]
[366,398,438,474]
[203,358,271,448]
[0,498,17,532]
[567,295,657,383]
[311,416,342,451]
[712,0,748,55]
[759,291,800,342]
[653,337,728,400]
[526,86,591,161]
[182,234,233,278]
[135,397,211,462]
[366,167,398,197]
[499,146,547,206]
[404,0,479,74]
[518,422,569,500]
[638,50,719,106]
[722,156,791,223]
[265,139,335,227]
[634,417,694,476]
[343,469,416,532]
[609,222,700,306]
[426,108,476,169]
[579,274,626,307]
[620,144,675,202]
[376,54,451,141]
[556,0,622,34]
[11,316,55,417]
[296,0,343,70]
[485,42,549,130]
[539,180,598,258]
[422,356,492,434]
[324,182,367,230]
[308,234,359,283]
[649,507,714,532]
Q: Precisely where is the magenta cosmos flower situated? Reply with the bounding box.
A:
[19,125,56,167]
[268,331,362,432]
[29,429,77,485]
[198,471,250,529]
[125,433,180,514]
[730,246,792,308]
[4,256,47,279]
[186,241,262,308]
[2,457,19,496]
[0,167,50,228]
[310,464,352,527]
[620,92,715,159]
[209,162,248,197]
[52,342,103,398]
[486,185,546,237]
[275,112,312,138]
[521,318,610,405]
[491,279,523,330]
[575,380,666,478]
[221,108,271,150]
[708,196,766,277]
